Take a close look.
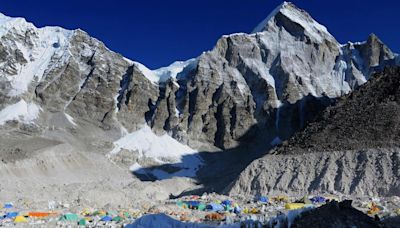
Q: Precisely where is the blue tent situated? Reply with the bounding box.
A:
[234,206,242,214]
[5,212,18,218]
[311,196,326,204]
[221,200,232,206]
[206,203,224,212]
[257,196,268,203]
[101,216,112,222]
[4,203,13,209]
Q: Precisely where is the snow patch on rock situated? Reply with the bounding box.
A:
[64,113,77,126]
[110,125,202,178]
[153,58,197,83]
[0,100,40,125]
[133,62,159,84]
[133,59,197,85]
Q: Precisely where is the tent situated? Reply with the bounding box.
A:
[206,203,224,212]
[311,196,326,204]
[234,205,241,214]
[257,196,268,204]
[28,212,53,218]
[198,203,206,211]
[186,201,200,210]
[285,203,305,210]
[5,212,18,218]
[81,208,91,216]
[113,216,123,222]
[101,215,112,222]
[14,215,27,223]
[4,203,13,209]
[78,218,86,226]
[93,210,107,216]
[221,200,232,206]
[60,213,79,221]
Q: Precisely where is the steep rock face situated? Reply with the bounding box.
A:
[0,14,160,136]
[146,2,397,149]
[0,2,398,173]
[228,67,400,197]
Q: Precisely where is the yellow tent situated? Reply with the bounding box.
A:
[285,203,305,210]
[14,216,27,223]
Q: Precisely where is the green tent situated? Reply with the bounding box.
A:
[78,218,86,226]
[112,216,123,222]
[198,203,206,211]
[60,213,79,221]
[123,212,130,218]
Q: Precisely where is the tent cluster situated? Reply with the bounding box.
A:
[56,208,138,226]
[171,194,341,224]
[0,202,141,226]
[1,195,398,227]
[177,199,242,215]
[0,209,59,225]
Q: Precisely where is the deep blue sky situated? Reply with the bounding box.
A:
[1,0,398,69]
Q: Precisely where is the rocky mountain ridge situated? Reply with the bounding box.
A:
[1,3,397,153]
[228,67,400,197]
[0,1,398,201]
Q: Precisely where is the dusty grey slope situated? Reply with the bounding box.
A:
[227,67,400,197]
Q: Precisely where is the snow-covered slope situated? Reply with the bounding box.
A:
[0,99,40,125]
[153,59,197,83]
[131,59,197,85]
[108,125,202,179]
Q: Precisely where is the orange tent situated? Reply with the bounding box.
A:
[28,212,57,218]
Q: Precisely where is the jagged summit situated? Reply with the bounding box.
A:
[252,1,334,43]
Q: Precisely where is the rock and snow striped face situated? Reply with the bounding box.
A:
[0,13,73,97]
[0,0,398,177]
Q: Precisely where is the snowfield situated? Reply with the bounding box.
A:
[0,100,40,125]
[109,125,203,179]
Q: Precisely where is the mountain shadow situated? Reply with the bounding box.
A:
[132,94,334,196]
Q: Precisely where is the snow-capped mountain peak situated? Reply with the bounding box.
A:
[252,1,334,43]
[0,11,73,97]
[0,12,32,38]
